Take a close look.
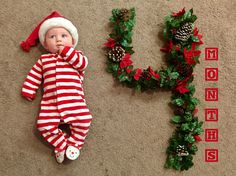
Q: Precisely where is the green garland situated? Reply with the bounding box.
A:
[104,8,204,171]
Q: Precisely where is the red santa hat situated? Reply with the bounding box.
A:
[20,11,78,52]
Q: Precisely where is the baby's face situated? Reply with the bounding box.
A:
[44,27,74,53]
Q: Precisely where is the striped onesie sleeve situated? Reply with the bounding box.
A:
[60,46,88,71]
[21,58,43,100]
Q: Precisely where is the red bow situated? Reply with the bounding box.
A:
[160,40,173,53]
[175,76,191,94]
[104,38,116,48]
[134,68,142,81]
[192,28,203,50]
[120,54,133,69]
[184,45,201,65]
[172,8,186,17]
[149,67,160,79]
[194,135,202,142]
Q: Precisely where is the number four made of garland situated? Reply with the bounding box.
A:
[104,8,204,171]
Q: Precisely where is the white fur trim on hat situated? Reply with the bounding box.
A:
[38,17,78,48]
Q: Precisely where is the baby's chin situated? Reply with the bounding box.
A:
[49,50,59,54]
[48,48,61,54]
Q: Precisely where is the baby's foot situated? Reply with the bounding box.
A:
[55,150,65,163]
[66,146,80,160]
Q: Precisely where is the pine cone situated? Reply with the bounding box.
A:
[176,145,189,157]
[118,8,130,21]
[177,64,193,77]
[108,46,125,62]
[141,69,152,80]
[175,22,194,42]
[174,107,185,115]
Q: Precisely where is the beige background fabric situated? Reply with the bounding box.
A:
[0,0,235,175]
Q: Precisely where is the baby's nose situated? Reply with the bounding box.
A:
[56,36,62,42]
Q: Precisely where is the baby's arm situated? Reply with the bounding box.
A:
[21,58,43,101]
[59,46,88,71]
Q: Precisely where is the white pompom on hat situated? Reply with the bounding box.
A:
[20,11,78,52]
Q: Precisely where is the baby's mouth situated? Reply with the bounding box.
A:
[56,44,64,47]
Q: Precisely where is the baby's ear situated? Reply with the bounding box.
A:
[72,38,75,45]
[43,41,48,49]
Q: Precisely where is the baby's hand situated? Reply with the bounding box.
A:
[26,97,33,101]
[58,46,64,54]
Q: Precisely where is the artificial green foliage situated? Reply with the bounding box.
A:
[104,8,203,171]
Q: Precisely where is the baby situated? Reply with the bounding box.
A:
[21,11,92,163]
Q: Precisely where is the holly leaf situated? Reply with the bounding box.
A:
[191,36,199,42]
[109,16,115,23]
[118,73,128,82]
[181,156,194,170]
[107,63,119,73]
[165,15,173,23]
[189,15,197,23]
[121,39,129,47]
[189,144,198,155]
[184,134,195,143]
[172,98,184,106]
[112,9,120,18]
[135,84,141,92]
[109,33,116,39]
[183,113,193,122]
[183,9,192,20]
[186,103,196,111]
[193,127,204,135]
[163,28,168,39]
[111,64,119,72]
[187,85,195,94]
[191,98,199,105]
[171,116,182,124]
[165,155,175,168]
[181,123,190,131]
[169,72,179,80]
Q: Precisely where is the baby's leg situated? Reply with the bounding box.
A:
[37,108,68,153]
[66,115,92,149]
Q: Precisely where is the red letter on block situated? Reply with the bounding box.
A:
[205,129,218,142]
[205,68,218,81]
[205,88,218,101]
[205,108,218,122]
[205,149,218,162]
[205,48,218,60]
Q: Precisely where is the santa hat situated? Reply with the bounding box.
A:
[20,11,78,52]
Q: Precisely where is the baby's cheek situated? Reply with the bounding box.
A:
[48,46,58,53]
[65,41,73,47]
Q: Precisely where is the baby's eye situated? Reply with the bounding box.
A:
[62,34,67,38]
[50,35,56,38]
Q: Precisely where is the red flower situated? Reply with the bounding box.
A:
[184,47,201,65]
[194,135,202,142]
[176,85,190,94]
[104,38,116,48]
[172,8,186,17]
[193,27,199,36]
[171,29,177,35]
[175,76,191,94]
[126,68,131,74]
[149,66,160,79]
[134,68,142,81]
[120,54,133,69]
[193,108,198,115]
[160,40,173,53]
[192,28,203,50]
[175,46,180,52]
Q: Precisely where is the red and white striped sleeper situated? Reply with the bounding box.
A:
[22,46,92,153]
